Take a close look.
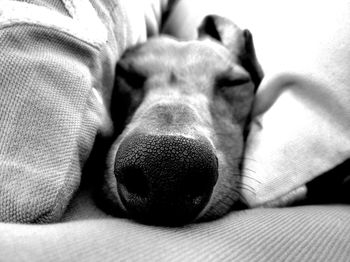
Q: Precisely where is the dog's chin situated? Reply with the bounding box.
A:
[196,169,242,222]
[114,179,241,226]
[196,193,243,223]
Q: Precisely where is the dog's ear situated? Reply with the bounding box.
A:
[198,15,263,89]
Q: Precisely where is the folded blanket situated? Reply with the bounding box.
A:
[236,0,350,206]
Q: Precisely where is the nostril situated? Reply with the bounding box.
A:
[183,173,207,207]
[118,166,149,197]
[184,171,211,196]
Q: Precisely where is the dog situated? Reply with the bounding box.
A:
[100,15,263,226]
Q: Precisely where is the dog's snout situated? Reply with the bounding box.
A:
[142,103,199,133]
[114,134,218,225]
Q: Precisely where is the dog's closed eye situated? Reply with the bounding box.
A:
[215,68,253,99]
[115,60,146,89]
[213,68,255,124]
[215,69,251,88]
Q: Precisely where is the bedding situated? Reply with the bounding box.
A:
[163,0,350,207]
[240,0,350,207]
[1,189,350,262]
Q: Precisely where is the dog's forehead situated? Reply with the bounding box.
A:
[150,36,227,53]
[132,36,233,75]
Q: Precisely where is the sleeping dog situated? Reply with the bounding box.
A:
[100,15,263,225]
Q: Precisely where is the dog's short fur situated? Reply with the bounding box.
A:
[101,15,263,225]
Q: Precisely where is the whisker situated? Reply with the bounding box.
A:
[236,185,256,195]
[237,183,256,192]
[237,188,255,196]
[232,166,258,176]
[241,174,262,184]
[231,172,262,185]
[238,181,256,190]
[230,188,243,195]
[230,169,262,186]
[241,167,256,173]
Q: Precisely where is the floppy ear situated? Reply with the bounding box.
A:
[198,15,263,89]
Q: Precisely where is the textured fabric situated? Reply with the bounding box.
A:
[0,1,105,222]
[239,0,350,207]
[0,0,115,223]
[1,191,350,262]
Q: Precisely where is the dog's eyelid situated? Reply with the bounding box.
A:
[216,77,250,88]
[116,75,146,93]
[215,70,251,88]
[115,62,148,89]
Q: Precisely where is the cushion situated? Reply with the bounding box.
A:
[0,191,350,261]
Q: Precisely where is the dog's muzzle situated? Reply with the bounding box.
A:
[114,134,218,225]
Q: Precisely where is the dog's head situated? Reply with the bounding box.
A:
[103,15,263,225]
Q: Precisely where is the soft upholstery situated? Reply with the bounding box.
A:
[1,190,350,261]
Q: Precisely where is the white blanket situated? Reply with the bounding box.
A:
[239,0,350,206]
[165,0,350,206]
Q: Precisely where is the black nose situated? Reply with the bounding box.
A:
[114,134,218,225]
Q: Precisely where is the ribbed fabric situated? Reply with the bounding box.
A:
[0,0,111,223]
[0,24,101,222]
[1,191,350,262]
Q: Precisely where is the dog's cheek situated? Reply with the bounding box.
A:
[197,99,244,220]
[198,134,243,221]
[218,82,255,125]
[200,85,250,219]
